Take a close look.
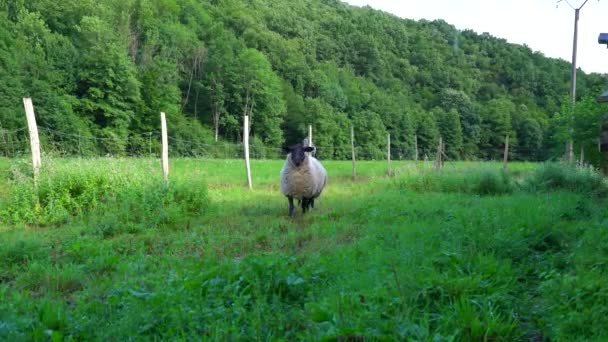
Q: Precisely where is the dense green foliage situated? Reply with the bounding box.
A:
[0,0,607,161]
[1,158,208,227]
[1,158,608,340]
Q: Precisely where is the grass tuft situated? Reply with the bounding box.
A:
[524,162,608,196]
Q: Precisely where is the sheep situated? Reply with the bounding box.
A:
[280,142,327,217]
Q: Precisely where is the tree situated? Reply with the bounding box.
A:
[434,107,463,159]
[517,118,543,160]
[302,97,350,159]
[440,88,480,159]
[413,108,439,158]
[234,48,286,146]
[352,110,388,160]
[572,95,608,166]
[479,98,515,159]
[0,0,604,160]
[74,16,141,154]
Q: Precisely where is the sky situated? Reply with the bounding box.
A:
[343,0,608,74]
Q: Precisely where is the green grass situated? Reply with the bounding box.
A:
[0,157,607,340]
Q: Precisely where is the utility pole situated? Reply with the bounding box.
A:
[558,0,590,162]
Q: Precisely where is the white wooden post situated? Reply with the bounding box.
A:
[351,125,356,181]
[244,115,252,189]
[387,133,392,176]
[160,112,169,184]
[23,98,41,181]
[307,124,314,156]
[308,124,312,148]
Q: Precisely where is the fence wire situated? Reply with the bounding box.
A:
[0,126,549,162]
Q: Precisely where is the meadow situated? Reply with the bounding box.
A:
[1,157,607,341]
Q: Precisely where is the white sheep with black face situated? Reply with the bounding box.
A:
[280,143,327,217]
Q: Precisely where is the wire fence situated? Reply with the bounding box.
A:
[0,126,426,161]
[0,124,552,164]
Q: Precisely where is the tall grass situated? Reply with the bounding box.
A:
[0,158,607,340]
[394,166,515,195]
[0,158,208,229]
[393,162,608,197]
[524,162,608,196]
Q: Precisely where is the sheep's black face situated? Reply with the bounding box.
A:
[289,143,314,167]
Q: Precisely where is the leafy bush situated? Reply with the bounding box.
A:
[0,171,110,225]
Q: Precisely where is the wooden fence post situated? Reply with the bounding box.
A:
[307,124,313,156]
[387,133,392,176]
[160,112,169,184]
[414,133,419,162]
[23,98,41,182]
[434,137,443,170]
[308,124,312,147]
[244,115,252,189]
[503,134,509,170]
[351,125,356,181]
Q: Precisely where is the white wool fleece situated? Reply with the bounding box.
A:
[280,154,327,200]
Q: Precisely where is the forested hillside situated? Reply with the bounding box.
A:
[0,0,606,160]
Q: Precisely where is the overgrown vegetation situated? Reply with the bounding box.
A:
[1,0,606,161]
[1,158,607,340]
[395,162,608,197]
[0,159,208,229]
[525,162,608,196]
[395,166,516,195]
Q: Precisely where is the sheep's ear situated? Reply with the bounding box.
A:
[304,147,314,152]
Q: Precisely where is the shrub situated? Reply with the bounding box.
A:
[524,163,608,196]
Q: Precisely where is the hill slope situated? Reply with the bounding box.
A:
[0,0,606,160]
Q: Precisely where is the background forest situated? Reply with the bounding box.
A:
[0,0,607,161]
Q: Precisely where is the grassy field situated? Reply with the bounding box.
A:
[1,157,607,340]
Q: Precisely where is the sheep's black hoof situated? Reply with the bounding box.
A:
[301,198,310,214]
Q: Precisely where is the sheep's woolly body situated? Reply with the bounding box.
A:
[280,155,327,200]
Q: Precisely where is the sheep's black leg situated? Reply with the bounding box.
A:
[288,196,294,217]
[310,198,315,209]
[302,198,309,214]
